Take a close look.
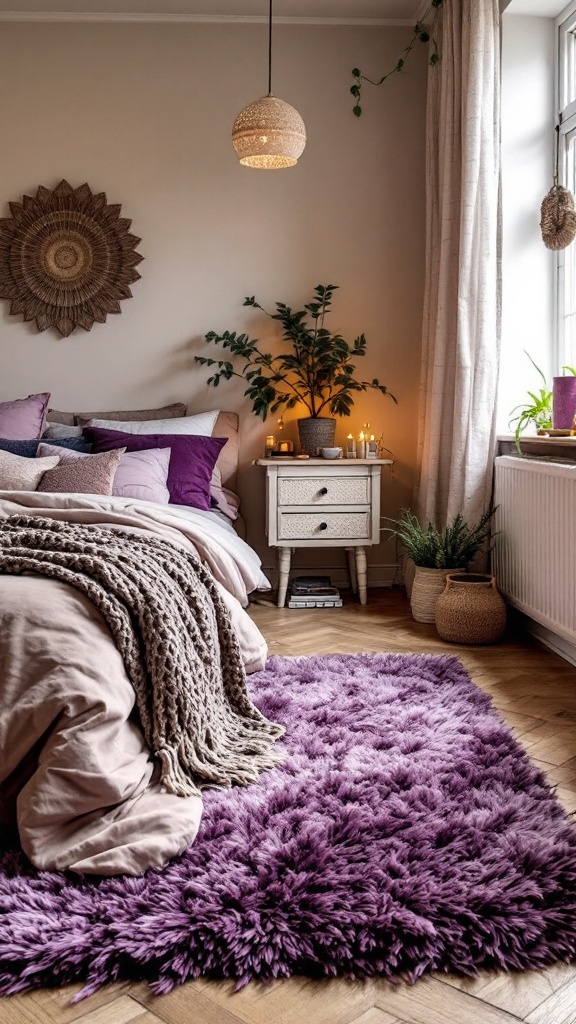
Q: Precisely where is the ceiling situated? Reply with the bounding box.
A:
[0,0,566,19]
[0,0,428,21]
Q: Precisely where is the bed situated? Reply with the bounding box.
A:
[0,399,278,877]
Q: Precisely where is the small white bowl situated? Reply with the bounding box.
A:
[321,447,342,459]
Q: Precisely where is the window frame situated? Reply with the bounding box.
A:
[556,3,576,371]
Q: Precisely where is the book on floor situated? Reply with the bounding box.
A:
[289,576,335,595]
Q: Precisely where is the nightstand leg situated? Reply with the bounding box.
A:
[277,547,292,607]
[355,546,368,605]
[346,547,358,594]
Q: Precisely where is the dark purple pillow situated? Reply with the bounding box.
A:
[84,427,227,511]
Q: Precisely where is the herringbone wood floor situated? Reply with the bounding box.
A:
[4,588,576,1024]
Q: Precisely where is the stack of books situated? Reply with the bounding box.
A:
[287,576,343,609]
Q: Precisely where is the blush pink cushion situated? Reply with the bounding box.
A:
[210,464,240,520]
[37,443,171,504]
[0,393,51,440]
[36,447,125,495]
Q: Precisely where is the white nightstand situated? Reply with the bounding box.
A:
[256,457,393,607]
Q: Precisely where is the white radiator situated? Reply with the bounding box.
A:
[493,455,576,644]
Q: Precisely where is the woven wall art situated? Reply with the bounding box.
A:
[0,180,144,337]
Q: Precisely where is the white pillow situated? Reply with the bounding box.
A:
[86,410,220,436]
[0,449,60,490]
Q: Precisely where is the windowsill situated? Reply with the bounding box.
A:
[497,434,576,463]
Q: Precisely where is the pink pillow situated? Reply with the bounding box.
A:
[84,428,227,511]
[0,393,50,440]
[37,443,171,504]
[36,447,125,495]
[210,463,239,520]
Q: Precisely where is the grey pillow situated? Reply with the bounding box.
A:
[46,402,187,426]
[43,422,84,439]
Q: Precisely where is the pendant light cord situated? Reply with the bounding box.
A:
[268,0,273,95]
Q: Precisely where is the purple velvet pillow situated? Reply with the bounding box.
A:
[84,427,227,511]
[0,393,50,440]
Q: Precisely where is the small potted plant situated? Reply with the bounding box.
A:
[194,284,397,455]
[386,507,497,623]
[508,352,576,448]
[508,354,552,449]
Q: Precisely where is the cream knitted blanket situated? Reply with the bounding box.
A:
[0,515,284,797]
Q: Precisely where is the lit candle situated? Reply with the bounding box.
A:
[346,433,356,458]
[265,434,275,456]
[358,430,367,459]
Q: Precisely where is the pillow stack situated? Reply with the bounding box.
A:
[83,410,228,513]
[0,394,234,515]
[36,443,172,503]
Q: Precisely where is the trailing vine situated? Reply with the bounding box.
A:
[350,0,444,117]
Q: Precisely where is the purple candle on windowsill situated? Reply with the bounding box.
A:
[552,376,576,429]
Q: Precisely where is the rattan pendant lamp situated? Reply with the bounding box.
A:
[231,0,306,169]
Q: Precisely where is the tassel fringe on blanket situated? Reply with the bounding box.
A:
[0,515,284,796]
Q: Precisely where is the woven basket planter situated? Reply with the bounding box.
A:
[410,566,465,624]
[435,573,507,645]
[297,417,336,456]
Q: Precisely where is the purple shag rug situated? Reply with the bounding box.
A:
[1,652,576,998]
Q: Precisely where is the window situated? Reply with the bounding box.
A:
[557,5,576,368]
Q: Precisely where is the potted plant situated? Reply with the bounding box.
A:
[508,354,552,449]
[508,352,576,448]
[386,507,497,623]
[194,284,397,455]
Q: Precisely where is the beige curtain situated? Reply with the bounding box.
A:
[415,0,501,529]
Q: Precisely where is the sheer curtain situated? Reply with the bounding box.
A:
[415,0,501,530]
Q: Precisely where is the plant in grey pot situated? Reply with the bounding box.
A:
[194,284,397,455]
[386,507,497,623]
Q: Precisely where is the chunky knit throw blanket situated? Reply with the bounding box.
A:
[0,515,284,797]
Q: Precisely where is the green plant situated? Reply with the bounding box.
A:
[508,353,576,448]
[194,284,397,421]
[385,507,497,569]
[351,0,443,117]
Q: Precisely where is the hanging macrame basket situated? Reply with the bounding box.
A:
[540,184,576,251]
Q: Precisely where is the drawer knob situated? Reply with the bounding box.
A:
[319,522,328,531]
[319,487,328,496]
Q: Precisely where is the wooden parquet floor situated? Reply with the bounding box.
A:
[4,588,576,1024]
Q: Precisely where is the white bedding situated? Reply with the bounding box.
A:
[0,491,272,875]
[0,490,271,606]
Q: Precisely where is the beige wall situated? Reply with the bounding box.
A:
[0,20,426,580]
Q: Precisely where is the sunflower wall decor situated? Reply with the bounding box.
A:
[0,180,144,337]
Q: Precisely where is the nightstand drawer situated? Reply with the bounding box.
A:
[277,511,371,540]
[278,476,370,506]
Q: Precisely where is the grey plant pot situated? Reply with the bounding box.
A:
[297,417,336,456]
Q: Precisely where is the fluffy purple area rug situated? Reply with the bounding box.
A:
[2,652,576,998]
